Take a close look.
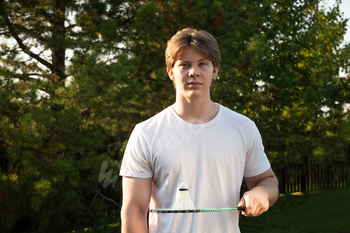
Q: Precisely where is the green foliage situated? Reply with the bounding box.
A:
[0,0,349,232]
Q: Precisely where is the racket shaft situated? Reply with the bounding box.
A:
[196,208,221,212]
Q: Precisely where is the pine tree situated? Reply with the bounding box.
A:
[0,0,140,231]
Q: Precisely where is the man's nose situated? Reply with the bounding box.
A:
[189,66,200,77]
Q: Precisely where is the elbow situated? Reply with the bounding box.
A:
[120,205,127,222]
[120,203,148,223]
[120,204,149,232]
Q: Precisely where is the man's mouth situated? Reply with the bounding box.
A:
[187,81,201,87]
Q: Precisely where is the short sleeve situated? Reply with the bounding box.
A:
[243,123,271,177]
[119,124,154,178]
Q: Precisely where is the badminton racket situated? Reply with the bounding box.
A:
[149,206,245,213]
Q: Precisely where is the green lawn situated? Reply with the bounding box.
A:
[239,186,350,233]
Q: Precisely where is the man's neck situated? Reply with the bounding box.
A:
[172,97,219,124]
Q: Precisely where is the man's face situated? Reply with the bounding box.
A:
[167,46,219,100]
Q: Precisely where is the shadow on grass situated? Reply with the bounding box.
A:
[239,186,350,233]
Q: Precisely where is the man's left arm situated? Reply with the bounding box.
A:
[238,168,279,217]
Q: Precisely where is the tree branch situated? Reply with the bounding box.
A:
[13,73,44,81]
[98,191,120,207]
[1,3,55,72]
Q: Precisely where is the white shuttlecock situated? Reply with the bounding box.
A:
[172,183,196,210]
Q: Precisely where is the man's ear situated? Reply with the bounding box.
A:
[212,66,220,80]
[167,67,174,81]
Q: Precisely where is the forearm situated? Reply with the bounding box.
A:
[241,169,279,216]
[250,176,279,207]
[121,207,148,233]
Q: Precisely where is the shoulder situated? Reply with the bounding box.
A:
[138,106,171,127]
[133,106,173,136]
[219,105,256,127]
[217,105,260,143]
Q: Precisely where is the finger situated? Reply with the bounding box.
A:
[237,198,246,213]
[240,196,250,216]
[241,194,254,216]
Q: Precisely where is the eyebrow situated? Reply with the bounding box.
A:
[177,58,210,62]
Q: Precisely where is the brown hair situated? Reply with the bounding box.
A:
[165,28,221,69]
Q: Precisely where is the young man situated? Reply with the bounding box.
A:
[119,28,279,233]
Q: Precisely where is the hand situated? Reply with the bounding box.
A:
[237,187,270,217]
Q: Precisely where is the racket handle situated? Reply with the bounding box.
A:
[237,206,246,212]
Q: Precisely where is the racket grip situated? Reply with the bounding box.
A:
[237,206,245,212]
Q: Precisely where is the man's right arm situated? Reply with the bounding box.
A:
[121,176,152,233]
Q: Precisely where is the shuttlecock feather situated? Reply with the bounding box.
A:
[172,183,196,210]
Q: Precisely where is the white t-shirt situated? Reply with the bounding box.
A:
[120,104,271,233]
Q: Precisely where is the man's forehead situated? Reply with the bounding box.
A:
[176,47,211,62]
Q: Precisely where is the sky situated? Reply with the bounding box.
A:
[325,0,350,77]
[340,0,350,43]
[326,0,350,42]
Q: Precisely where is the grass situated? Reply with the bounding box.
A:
[239,186,350,233]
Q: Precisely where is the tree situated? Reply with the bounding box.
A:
[1,0,349,232]
[0,0,141,232]
[237,0,350,184]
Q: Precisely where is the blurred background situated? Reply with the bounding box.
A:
[0,0,349,232]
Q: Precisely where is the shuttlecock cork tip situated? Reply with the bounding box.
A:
[178,183,188,190]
